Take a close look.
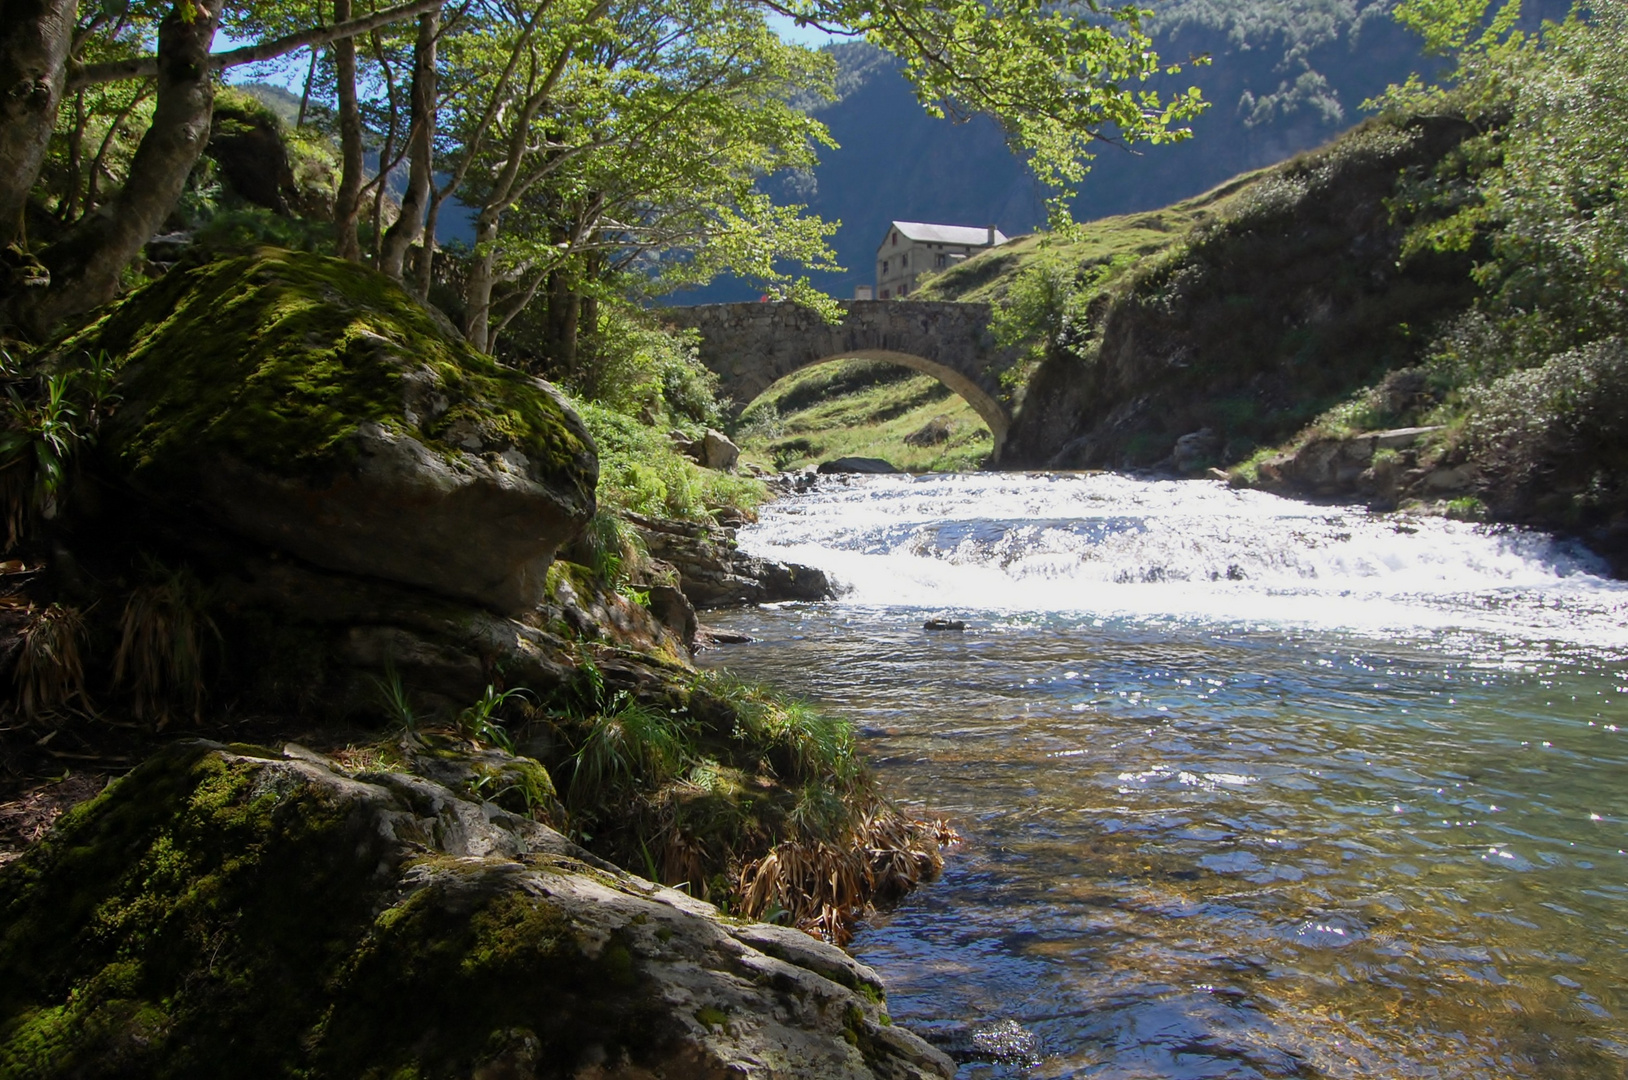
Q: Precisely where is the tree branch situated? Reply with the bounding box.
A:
[67,0,446,90]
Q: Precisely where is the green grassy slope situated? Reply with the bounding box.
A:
[913,169,1267,305]
[915,117,1478,470]
[735,359,992,472]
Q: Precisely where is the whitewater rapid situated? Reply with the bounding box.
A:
[737,472,1628,656]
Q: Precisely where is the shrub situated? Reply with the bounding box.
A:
[571,399,765,522]
[1461,337,1628,491]
[563,306,725,430]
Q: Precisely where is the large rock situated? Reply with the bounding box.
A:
[817,457,900,475]
[201,542,691,721]
[71,248,597,615]
[627,514,832,609]
[1251,425,1452,501]
[698,428,741,471]
[0,742,953,1079]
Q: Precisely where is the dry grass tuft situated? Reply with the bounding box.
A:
[738,803,958,945]
[113,567,220,730]
[13,603,89,721]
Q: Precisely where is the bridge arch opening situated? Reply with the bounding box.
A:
[665,299,1019,463]
[736,352,1004,469]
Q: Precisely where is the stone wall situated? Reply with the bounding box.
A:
[665,300,1020,460]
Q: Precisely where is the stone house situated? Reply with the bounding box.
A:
[875,221,1008,298]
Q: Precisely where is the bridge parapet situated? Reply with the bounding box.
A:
[662,300,1020,462]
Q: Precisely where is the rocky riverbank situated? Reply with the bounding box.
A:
[0,248,946,1075]
[0,741,952,1079]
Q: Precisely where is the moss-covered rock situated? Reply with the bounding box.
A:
[68,248,597,614]
[206,90,301,217]
[0,742,952,1079]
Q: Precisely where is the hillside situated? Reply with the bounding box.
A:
[676,0,1568,303]
[922,114,1478,470]
[732,113,1472,476]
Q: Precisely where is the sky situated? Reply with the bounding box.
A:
[764,11,842,48]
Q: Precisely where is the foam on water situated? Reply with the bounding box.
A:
[741,473,1628,651]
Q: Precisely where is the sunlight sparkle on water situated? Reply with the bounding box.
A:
[703,472,1628,1079]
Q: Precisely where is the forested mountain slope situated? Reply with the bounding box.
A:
[681,0,1570,302]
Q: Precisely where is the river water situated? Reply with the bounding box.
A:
[695,472,1628,1080]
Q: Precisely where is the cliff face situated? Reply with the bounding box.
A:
[1004,116,1479,471]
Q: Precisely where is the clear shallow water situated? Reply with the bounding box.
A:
[698,473,1628,1079]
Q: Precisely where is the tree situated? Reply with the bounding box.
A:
[1379,0,1628,375]
[0,0,442,333]
[769,0,1208,219]
[430,0,840,352]
[0,0,77,240]
[2,0,1207,342]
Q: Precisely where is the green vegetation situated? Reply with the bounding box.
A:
[2,0,1211,343]
[915,189,1242,305]
[1371,0,1628,512]
[735,358,992,472]
[1189,0,1628,545]
[574,400,767,521]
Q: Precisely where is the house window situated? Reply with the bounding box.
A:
[880,288,890,299]
[935,254,946,269]
[882,259,889,274]
[901,255,908,268]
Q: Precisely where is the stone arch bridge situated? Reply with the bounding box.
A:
[662,301,1021,462]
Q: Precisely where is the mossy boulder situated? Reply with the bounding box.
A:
[206,90,300,216]
[69,248,597,614]
[0,742,953,1079]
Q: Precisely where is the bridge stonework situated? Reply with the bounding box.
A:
[662,300,1020,462]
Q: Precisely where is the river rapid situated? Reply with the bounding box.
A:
[695,472,1628,1080]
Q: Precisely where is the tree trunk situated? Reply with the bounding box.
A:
[13,0,217,335]
[413,184,439,300]
[61,89,85,222]
[379,7,436,281]
[0,0,76,246]
[331,0,363,262]
[296,45,317,127]
[368,32,396,263]
[543,267,579,379]
[463,210,500,352]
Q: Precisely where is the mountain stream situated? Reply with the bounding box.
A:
[696,472,1628,1079]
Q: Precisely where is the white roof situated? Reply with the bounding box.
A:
[883,221,1008,249]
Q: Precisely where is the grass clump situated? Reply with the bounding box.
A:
[12,603,89,722]
[509,662,950,944]
[112,562,222,732]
